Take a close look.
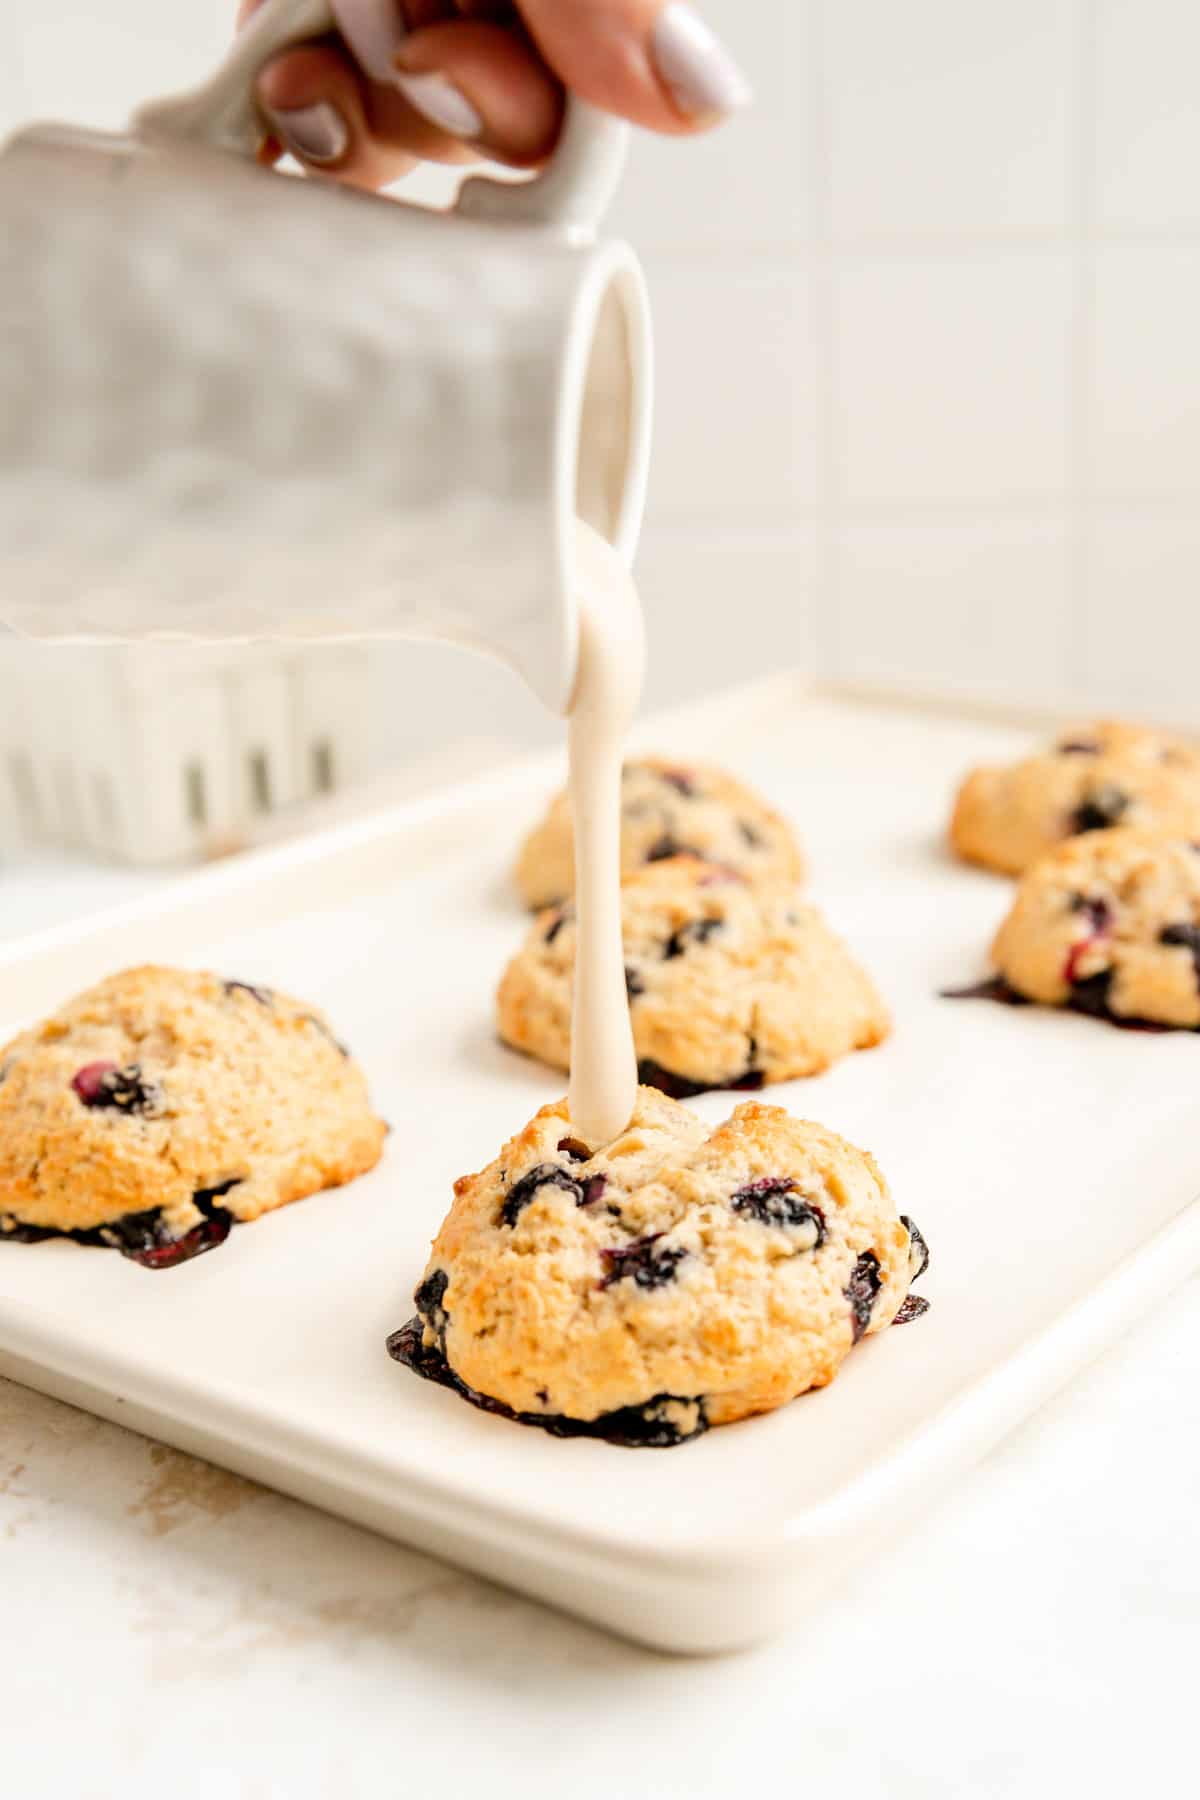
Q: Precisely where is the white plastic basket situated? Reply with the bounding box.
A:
[0,640,373,864]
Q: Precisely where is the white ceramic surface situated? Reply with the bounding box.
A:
[2,678,1198,1653]
[0,0,652,715]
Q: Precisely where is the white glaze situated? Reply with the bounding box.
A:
[565,519,645,1148]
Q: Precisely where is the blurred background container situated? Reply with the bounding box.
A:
[2,0,1198,861]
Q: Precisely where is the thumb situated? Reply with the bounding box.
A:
[514,0,752,135]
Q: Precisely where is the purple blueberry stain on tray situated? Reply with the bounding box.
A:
[387,1318,709,1448]
[940,976,1177,1033]
[893,1294,930,1325]
[0,1177,242,1269]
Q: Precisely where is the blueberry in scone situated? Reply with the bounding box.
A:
[498,854,888,1096]
[514,756,805,909]
[989,829,1200,1028]
[0,966,387,1266]
[388,1088,930,1447]
[950,720,1200,876]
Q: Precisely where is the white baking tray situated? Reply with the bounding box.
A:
[2,676,1198,1653]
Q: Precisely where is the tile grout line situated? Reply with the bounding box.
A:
[1069,0,1100,709]
[807,0,841,686]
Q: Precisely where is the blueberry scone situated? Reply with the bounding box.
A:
[498,855,887,1097]
[388,1088,930,1446]
[0,966,387,1266]
[515,756,805,909]
[950,720,1200,876]
[988,829,1200,1028]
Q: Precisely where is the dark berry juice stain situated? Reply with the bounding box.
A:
[0,1178,241,1269]
[1160,922,1200,988]
[386,1320,709,1449]
[625,965,645,999]
[304,1014,351,1058]
[557,1137,592,1163]
[658,768,697,798]
[663,917,722,960]
[501,1163,606,1226]
[638,1028,763,1098]
[901,1214,931,1280]
[1070,894,1113,934]
[71,1061,163,1116]
[845,1252,881,1344]
[224,980,274,1006]
[1063,894,1114,985]
[738,818,766,848]
[414,1269,450,1351]
[636,1058,763,1099]
[731,1178,825,1242]
[645,835,687,864]
[941,974,1174,1033]
[1070,785,1129,834]
[1057,739,1101,756]
[1066,969,1115,1020]
[598,1234,685,1291]
[544,908,571,946]
[940,976,1031,1007]
[636,1059,709,1099]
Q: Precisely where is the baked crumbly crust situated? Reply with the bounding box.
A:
[404,1087,927,1432]
[0,965,387,1239]
[992,828,1200,1026]
[498,854,888,1094]
[515,755,805,909]
[950,720,1200,876]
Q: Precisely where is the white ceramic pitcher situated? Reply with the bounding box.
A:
[0,0,652,714]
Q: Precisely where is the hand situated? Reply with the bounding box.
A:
[236,1,751,190]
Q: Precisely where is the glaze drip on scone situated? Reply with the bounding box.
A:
[563,520,646,1147]
[390,1089,930,1445]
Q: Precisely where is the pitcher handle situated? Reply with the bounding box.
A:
[135,0,627,238]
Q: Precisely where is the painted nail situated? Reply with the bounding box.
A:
[331,0,408,85]
[267,102,349,165]
[652,3,753,119]
[394,71,483,140]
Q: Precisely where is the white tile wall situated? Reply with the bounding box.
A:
[824,0,1078,240]
[1,0,1198,756]
[645,263,820,517]
[832,253,1074,505]
[833,522,1073,705]
[610,3,815,252]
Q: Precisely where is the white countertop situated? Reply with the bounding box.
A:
[1,851,1196,1798]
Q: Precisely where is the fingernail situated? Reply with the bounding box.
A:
[331,0,407,85]
[394,71,483,140]
[267,102,349,165]
[652,3,752,119]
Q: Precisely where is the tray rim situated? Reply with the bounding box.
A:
[4,668,1200,1649]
